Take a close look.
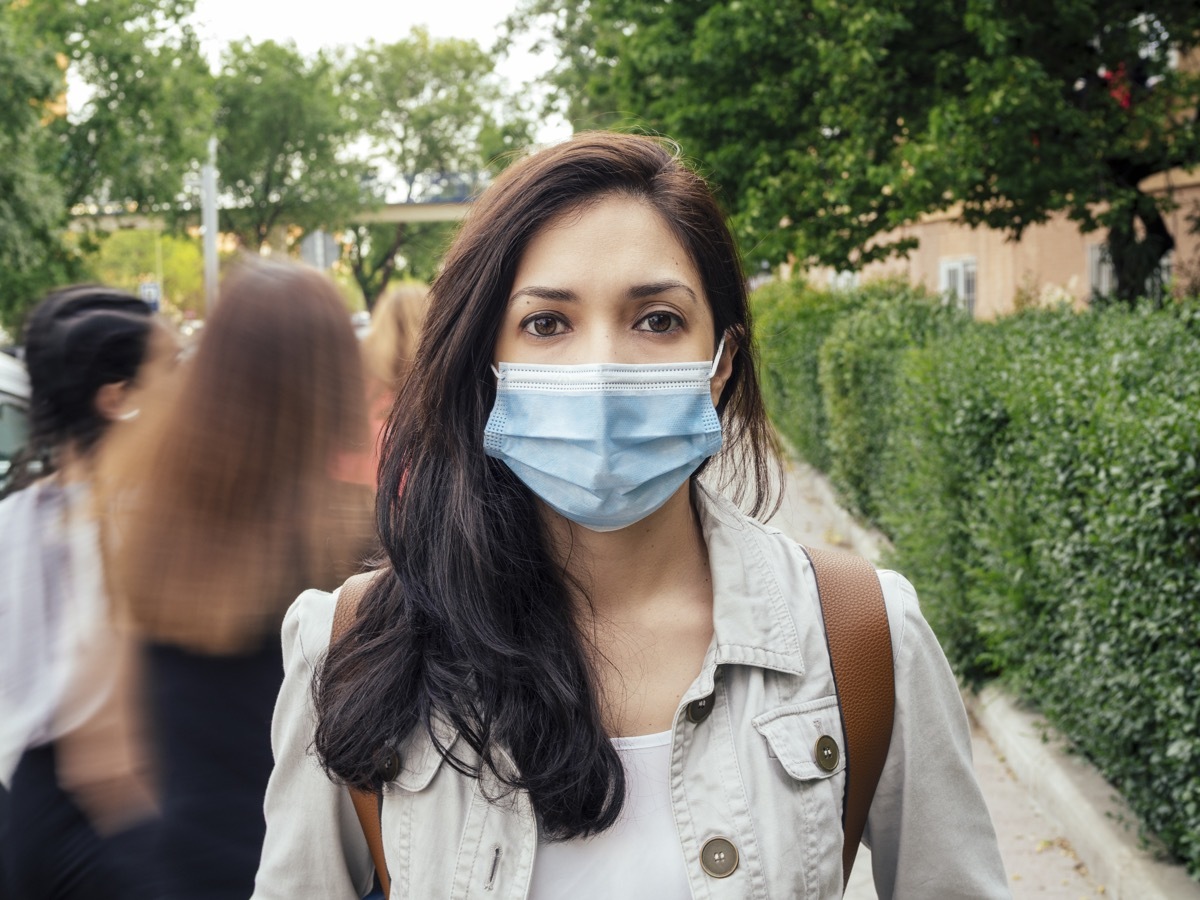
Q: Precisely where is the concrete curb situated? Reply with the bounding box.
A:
[964,685,1200,900]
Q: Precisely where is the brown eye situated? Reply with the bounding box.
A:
[529,316,559,337]
[640,313,679,333]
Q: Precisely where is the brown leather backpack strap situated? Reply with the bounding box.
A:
[803,547,895,892]
[330,571,391,899]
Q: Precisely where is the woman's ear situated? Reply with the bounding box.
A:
[94,381,134,423]
[710,331,739,407]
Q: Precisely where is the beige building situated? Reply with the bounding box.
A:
[805,168,1200,318]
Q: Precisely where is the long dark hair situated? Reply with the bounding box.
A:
[314,132,778,839]
[5,285,154,495]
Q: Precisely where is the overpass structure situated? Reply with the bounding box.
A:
[69,199,472,233]
[356,200,471,224]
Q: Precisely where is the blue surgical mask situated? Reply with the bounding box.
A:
[483,339,725,532]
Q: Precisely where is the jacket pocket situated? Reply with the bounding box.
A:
[752,697,845,781]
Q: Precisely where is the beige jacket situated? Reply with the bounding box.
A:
[253,484,1009,899]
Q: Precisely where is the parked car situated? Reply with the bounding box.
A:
[0,351,31,496]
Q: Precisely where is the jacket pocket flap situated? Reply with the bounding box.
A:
[752,698,845,781]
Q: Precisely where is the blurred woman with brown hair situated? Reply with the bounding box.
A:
[350,283,429,485]
[100,259,370,899]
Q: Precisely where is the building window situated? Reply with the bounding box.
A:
[1088,243,1115,299]
[938,257,977,316]
[830,270,860,291]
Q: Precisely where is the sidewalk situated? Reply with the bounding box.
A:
[762,454,1199,900]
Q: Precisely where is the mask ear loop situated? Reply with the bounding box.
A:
[708,334,728,380]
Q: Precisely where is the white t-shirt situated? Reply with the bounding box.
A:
[528,730,691,899]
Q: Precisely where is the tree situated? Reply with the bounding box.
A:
[0,0,212,331]
[343,221,458,304]
[85,229,205,317]
[339,30,532,308]
[31,0,214,212]
[520,0,1200,305]
[0,8,70,329]
[215,40,370,250]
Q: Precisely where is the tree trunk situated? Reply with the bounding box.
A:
[364,223,407,313]
[1105,191,1174,308]
[350,227,372,304]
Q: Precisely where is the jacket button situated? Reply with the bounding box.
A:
[377,747,400,782]
[700,836,739,878]
[686,694,714,724]
[815,735,839,773]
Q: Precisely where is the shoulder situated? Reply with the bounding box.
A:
[0,480,40,522]
[281,588,338,674]
[875,569,920,660]
[699,484,923,660]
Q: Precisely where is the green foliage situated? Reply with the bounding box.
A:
[817,283,967,521]
[344,29,529,203]
[879,304,1200,876]
[760,281,1200,874]
[343,221,457,311]
[753,279,866,471]
[83,229,204,316]
[337,29,529,307]
[0,8,70,331]
[0,0,209,331]
[215,40,370,249]
[525,0,1200,303]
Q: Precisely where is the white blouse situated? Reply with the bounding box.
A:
[528,730,691,900]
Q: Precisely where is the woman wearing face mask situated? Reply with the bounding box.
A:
[253,133,1009,899]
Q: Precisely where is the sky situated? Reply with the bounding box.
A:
[190,0,570,140]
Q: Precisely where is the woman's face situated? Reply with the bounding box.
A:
[494,194,734,404]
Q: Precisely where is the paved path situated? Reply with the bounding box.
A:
[764,456,1105,898]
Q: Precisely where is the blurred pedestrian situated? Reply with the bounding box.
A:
[99,260,370,900]
[254,132,1010,899]
[335,283,429,489]
[0,285,175,899]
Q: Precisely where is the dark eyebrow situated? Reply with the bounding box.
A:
[508,286,578,304]
[627,280,700,303]
[508,281,700,305]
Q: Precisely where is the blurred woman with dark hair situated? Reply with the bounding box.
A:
[254,134,1008,899]
[99,260,371,899]
[0,285,174,899]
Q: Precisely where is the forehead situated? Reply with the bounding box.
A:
[512,195,702,292]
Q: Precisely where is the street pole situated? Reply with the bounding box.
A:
[201,136,219,314]
[154,224,164,296]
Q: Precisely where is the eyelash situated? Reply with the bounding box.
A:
[519,310,684,338]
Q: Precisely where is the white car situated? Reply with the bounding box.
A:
[0,352,31,495]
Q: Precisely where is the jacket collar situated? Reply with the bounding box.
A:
[398,483,810,784]
[692,482,808,685]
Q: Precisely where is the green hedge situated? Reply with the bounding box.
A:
[817,285,967,521]
[880,305,1200,874]
[752,280,863,471]
[753,283,1200,877]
